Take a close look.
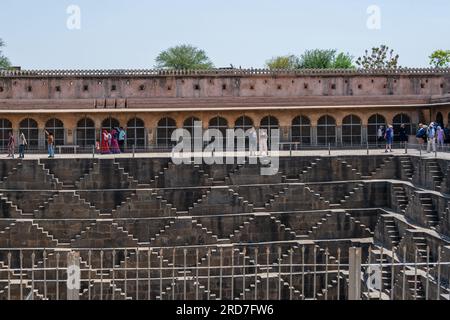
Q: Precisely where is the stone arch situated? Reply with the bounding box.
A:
[342,114,362,146]
[0,118,12,150]
[436,112,444,127]
[291,115,311,145]
[234,116,254,131]
[19,118,39,148]
[317,115,336,145]
[260,115,280,145]
[183,116,202,149]
[101,117,120,130]
[207,116,228,148]
[127,117,146,148]
[76,117,96,148]
[45,118,65,146]
[367,114,387,144]
[393,113,412,141]
[156,117,177,147]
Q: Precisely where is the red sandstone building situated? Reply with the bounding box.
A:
[0,68,449,151]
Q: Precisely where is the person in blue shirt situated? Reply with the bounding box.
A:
[384,125,394,153]
[427,122,437,153]
[118,127,126,153]
[416,123,427,145]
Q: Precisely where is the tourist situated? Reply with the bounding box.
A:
[248,127,258,156]
[118,127,126,152]
[107,130,112,147]
[399,124,408,147]
[377,126,385,146]
[416,123,427,145]
[7,131,15,158]
[18,132,27,159]
[444,125,450,144]
[427,122,437,153]
[437,126,445,149]
[45,130,55,158]
[110,128,121,154]
[259,129,268,156]
[101,129,110,154]
[384,125,394,153]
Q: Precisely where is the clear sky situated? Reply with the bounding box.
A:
[0,0,449,69]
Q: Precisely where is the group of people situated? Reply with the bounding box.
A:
[6,130,55,159]
[377,124,408,153]
[416,122,446,153]
[98,127,126,154]
[377,122,448,154]
[248,127,269,156]
[5,127,127,158]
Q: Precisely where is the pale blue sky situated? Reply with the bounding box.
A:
[0,0,449,69]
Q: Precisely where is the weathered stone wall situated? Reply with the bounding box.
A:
[0,154,449,300]
[0,70,448,100]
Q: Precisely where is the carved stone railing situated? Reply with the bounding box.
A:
[1,68,450,78]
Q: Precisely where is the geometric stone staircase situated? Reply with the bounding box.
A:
[383,216,402,247]
[418,195,439,230]
[426,160,443,192]
[399,156,414,182]
[392,184,409,214]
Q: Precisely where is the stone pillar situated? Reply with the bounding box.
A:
[38,129,46,150]
[336,126,342,146]
[281,126,289,143]
[148,127,155,146]
[311,126,318,145]
[66,129,74,145]
[348,247,362,300]
[362,125,368,144]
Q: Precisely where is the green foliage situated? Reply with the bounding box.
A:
[296,49,354,69]
[0,38,11,69]
[333,52,355,69]
[298,49,336,69]
[265,55,299,70]
[429,50,450,68]
[155,44,214,70]
[356,45,400,69]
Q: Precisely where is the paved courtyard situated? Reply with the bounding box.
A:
[5,147,450,160]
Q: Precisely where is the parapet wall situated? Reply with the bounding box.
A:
[0,68,449,101]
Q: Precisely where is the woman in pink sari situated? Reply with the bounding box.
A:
[101,129,110,154]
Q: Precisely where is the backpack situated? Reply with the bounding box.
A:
[416,128,426,139]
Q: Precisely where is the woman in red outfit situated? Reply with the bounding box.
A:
[101,129,110,154]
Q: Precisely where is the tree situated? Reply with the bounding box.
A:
[296,49,354,69]
[298,49,336,69]
[0,38,11,69]
[266,55,299,70]
[356,45,400,69]
[429,50,450,68]
[155,44,214,70]
[333,52,355,69]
